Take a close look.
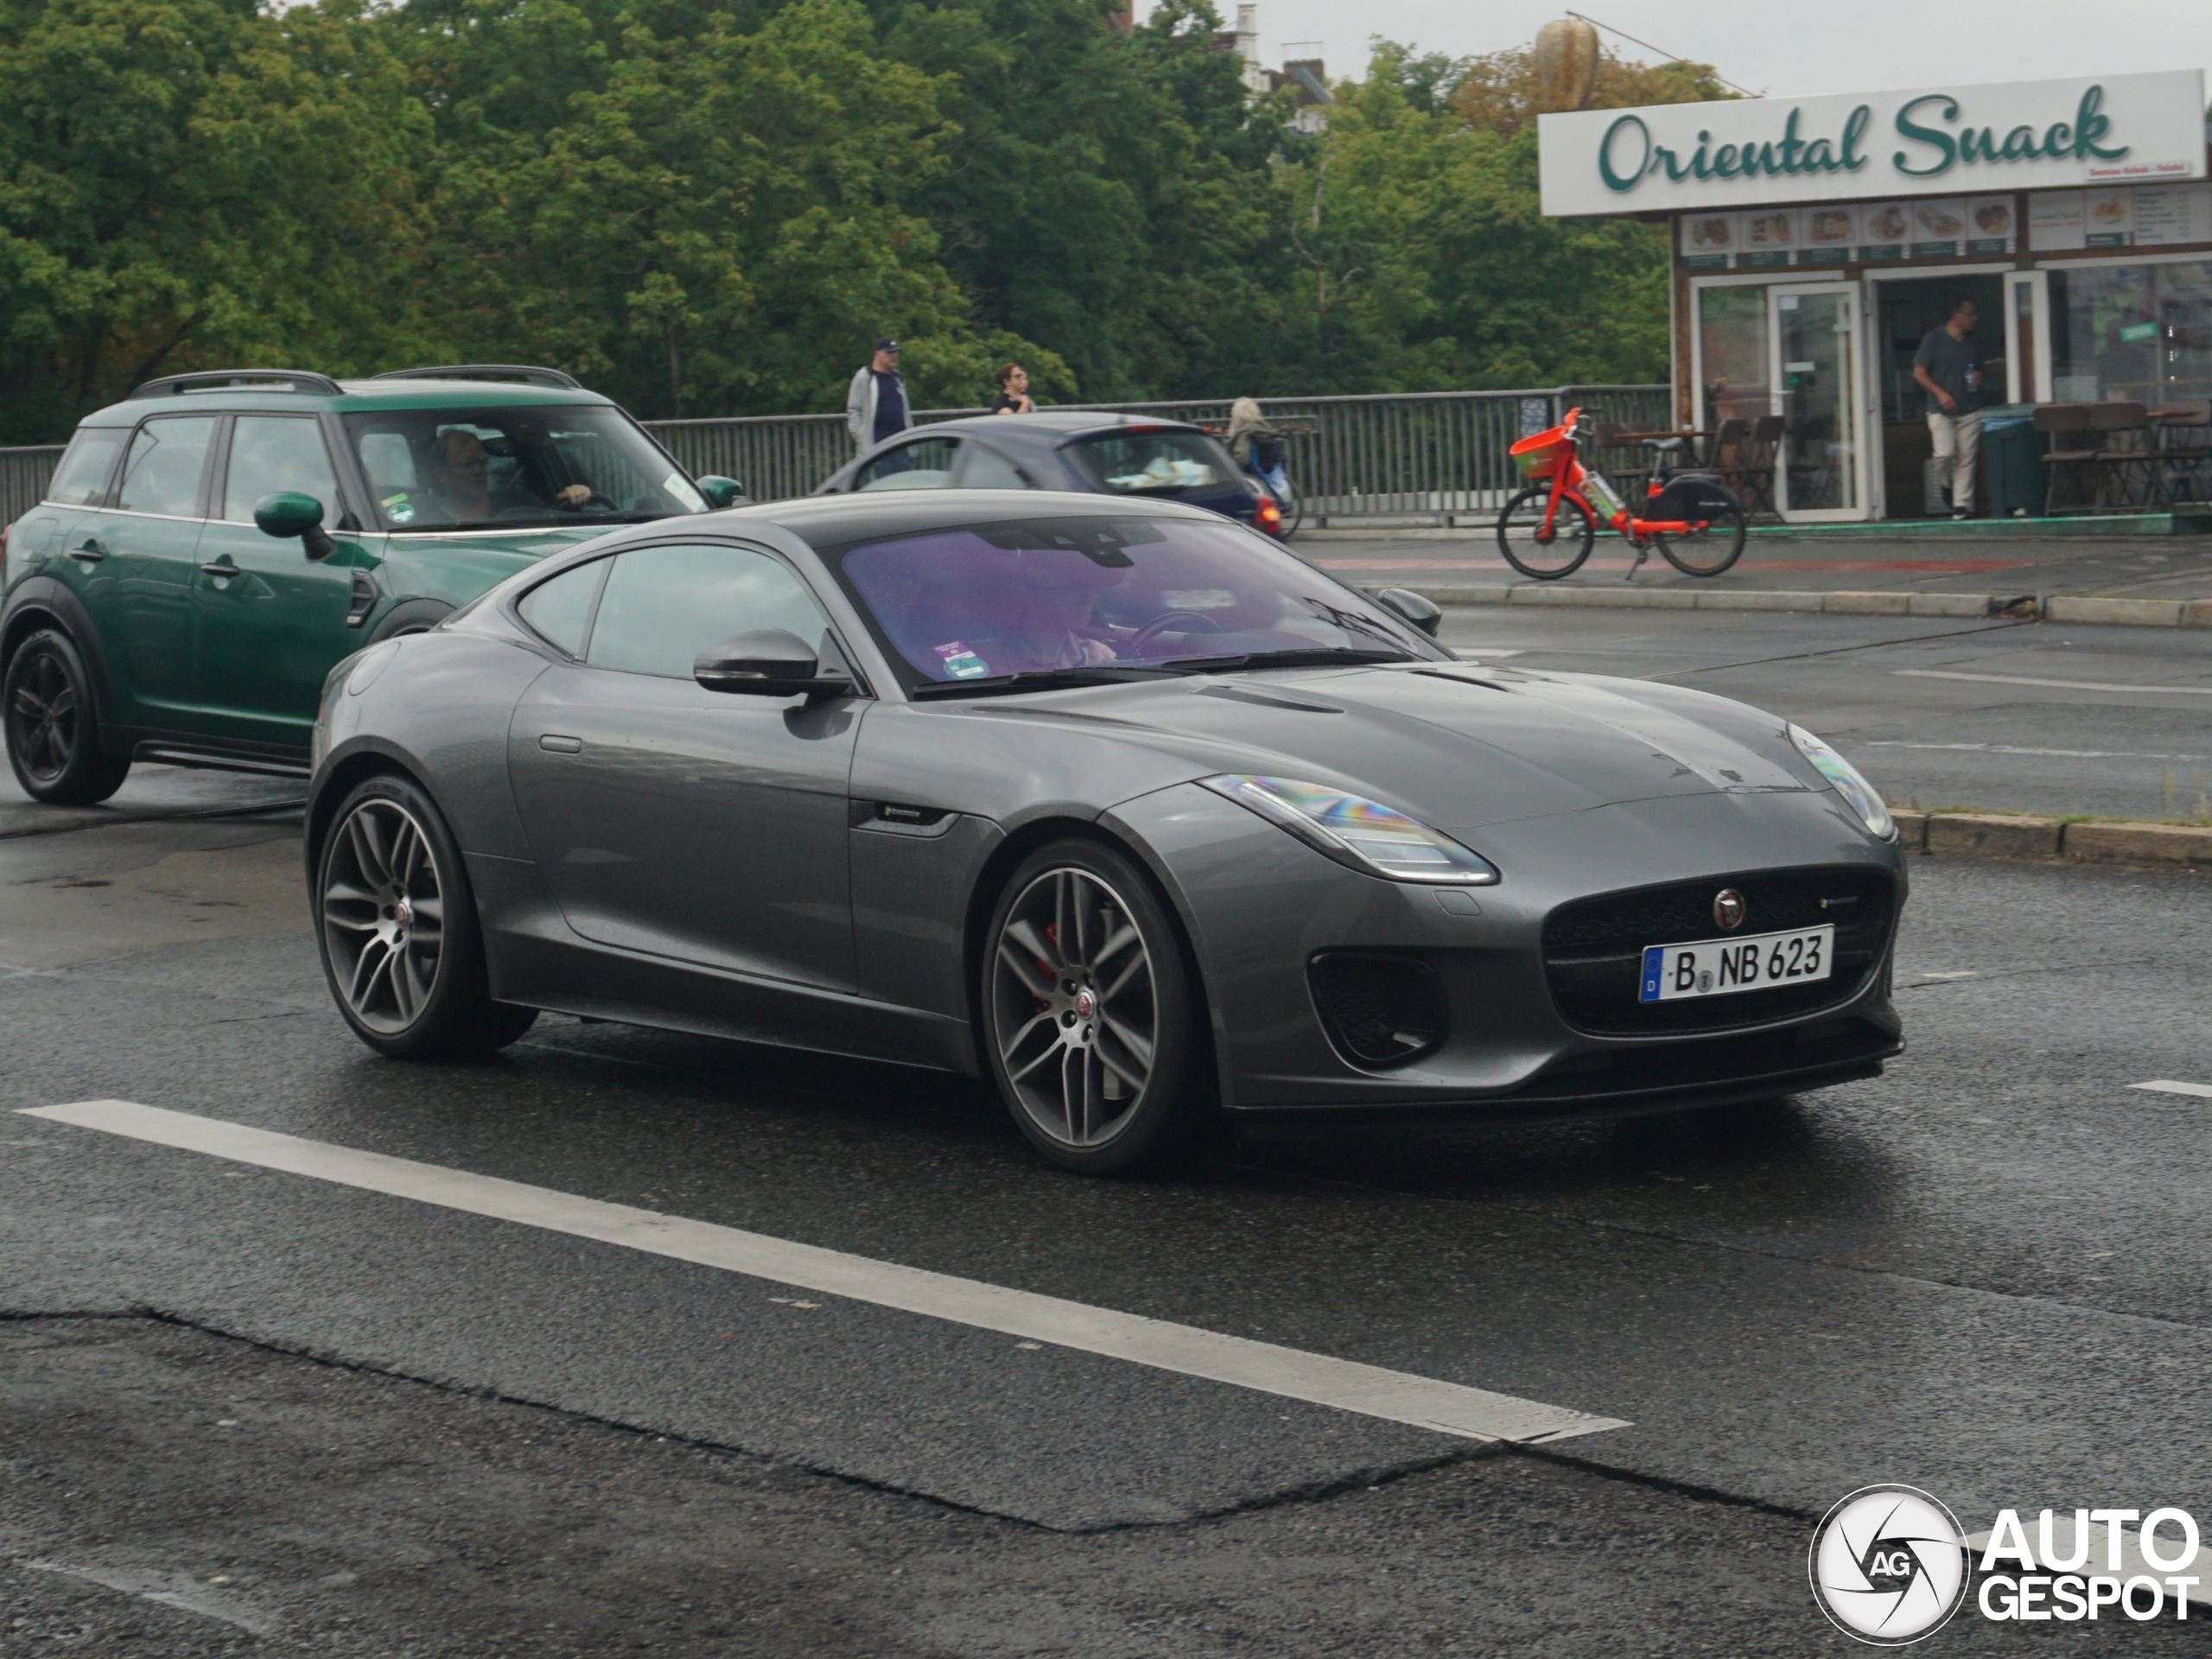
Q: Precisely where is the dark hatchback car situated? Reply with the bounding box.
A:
[816,412,1287,538]
[2,365,741,804]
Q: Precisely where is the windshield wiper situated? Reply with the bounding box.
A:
[909,666,1176,699]
[1158,646,1414,674]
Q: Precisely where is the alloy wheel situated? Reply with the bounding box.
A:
[990,866,1158,1149]
[321,798,447,1034]
[8,651,77,784]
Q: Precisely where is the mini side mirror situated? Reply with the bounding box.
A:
[254,491,336,562]
[1376,586,1442,639]
[694,629,849,697]
[696,475,748,510]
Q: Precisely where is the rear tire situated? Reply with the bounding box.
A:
[1654,501,1749,578]
[316,772,538,1059]
[1497,486,1596,580]
[4,628,130,805]
[980,838,1202,1174]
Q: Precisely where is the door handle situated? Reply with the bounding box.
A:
[538,734,582,753]
[200,560,238,577]
[68,539,106,562]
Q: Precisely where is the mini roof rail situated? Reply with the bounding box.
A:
[128,369,345,400]
[372,364,582,391]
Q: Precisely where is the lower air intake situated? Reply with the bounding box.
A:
[1308,953,1447,1069]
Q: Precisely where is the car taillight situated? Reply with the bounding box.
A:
[1255,495,1283,535]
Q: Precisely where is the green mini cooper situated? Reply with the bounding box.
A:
[1,365,741,803]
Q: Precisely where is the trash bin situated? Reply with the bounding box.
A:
[1978,405,2040,518]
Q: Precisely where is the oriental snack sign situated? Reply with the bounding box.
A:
[1538,71,2206,219]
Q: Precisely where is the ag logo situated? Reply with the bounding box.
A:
[1809,1485,1970,1644]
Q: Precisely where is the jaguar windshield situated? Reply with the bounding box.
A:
[343,405,707,531]
[823,514,1440,691]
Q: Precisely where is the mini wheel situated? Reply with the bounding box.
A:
[4,628,130,805]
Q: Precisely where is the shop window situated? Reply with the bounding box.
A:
[1697,286,1769,429]
[2049,261,2212,405]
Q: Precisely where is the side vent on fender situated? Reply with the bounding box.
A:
[346,570,378,629]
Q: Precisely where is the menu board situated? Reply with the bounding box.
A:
[2029,190,2086,251]
[2133,183,2212,247]
[1800,203,1857,264]
[1964,196,2017,254]
[1910,198,1968,257]
[1680,212,1739,270]
[2085,188,2135,247]
[1739,208,1796,268]
[1859,201,1910,261]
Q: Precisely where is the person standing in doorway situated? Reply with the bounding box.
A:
[1911,297,1983,519]
[846,338,912,452]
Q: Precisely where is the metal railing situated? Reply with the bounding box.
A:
[1,446,65,530]
[644,385,1672,523]
[3,387,1670,531]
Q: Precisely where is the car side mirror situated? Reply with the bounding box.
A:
[254,491,336,563]
[694,629,849,697]
[1376,587,1443,638]
[696,476,748,510]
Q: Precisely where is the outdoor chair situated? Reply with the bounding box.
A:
[2035,404,2098,515]
[1705,417,1751,503]
[2088,401,2158,509]
[2153,400,2212,505]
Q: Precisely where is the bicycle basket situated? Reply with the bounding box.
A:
[1510,424,1572,479]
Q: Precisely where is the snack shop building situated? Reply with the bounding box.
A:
[1538,70,2212,520]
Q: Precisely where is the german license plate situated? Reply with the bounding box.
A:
[1638,925,1834,1003]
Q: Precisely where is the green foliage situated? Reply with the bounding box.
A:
[0,2,1721,442]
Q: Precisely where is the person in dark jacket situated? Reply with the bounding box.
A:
[845,339,912,450]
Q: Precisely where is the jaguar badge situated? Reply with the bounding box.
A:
[1713,888,1745,931]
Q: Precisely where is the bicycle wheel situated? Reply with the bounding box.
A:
[1653,503,1748,577]
[1276,474,1305,536]
[1496,486,1595,580]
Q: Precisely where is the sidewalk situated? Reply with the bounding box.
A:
[1295,517,2212,625]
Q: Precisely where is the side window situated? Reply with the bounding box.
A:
[960,443,1035,490]
[44,428,129,506]
[117,416,219,517]
[224,416,340,523]
[587,543,829,679]
[518,558,609,658]
[854,436,959,493]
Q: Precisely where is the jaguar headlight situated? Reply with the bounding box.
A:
[1199,774,1499,884]
[1789,724,1894,841]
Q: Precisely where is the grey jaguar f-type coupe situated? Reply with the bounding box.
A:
[307,490,1906,1173]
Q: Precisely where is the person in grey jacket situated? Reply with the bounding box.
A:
[846,339,912,450]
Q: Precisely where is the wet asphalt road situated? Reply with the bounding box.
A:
[2,657,2209,1652]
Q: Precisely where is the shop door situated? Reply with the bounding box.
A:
[1767,284,1867,521]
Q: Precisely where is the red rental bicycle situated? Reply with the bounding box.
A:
[1497,406,1748,580]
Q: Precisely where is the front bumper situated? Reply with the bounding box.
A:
[1107,781,1906,1125]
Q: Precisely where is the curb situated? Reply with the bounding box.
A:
[1890,810,2212,868]
[1363,584,2212,628]
[1299,511,2212,540]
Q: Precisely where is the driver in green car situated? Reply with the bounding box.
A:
[424,429,593,522]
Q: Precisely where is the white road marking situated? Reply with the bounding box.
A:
[22,1561,278,1635]
[19,1100,1627,1446]
[1893,669,2212,696]
[1866,740,2207,762]
[2131,1080,2212,1099]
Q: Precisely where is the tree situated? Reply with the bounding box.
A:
[0,0,435,442]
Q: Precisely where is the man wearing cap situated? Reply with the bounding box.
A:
[846,338,913,452]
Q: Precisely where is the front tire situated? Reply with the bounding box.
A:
[4,628,130,805]
[1497,486,1596,580]
[316,772,537,1059]
[981,838,1200,1174]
